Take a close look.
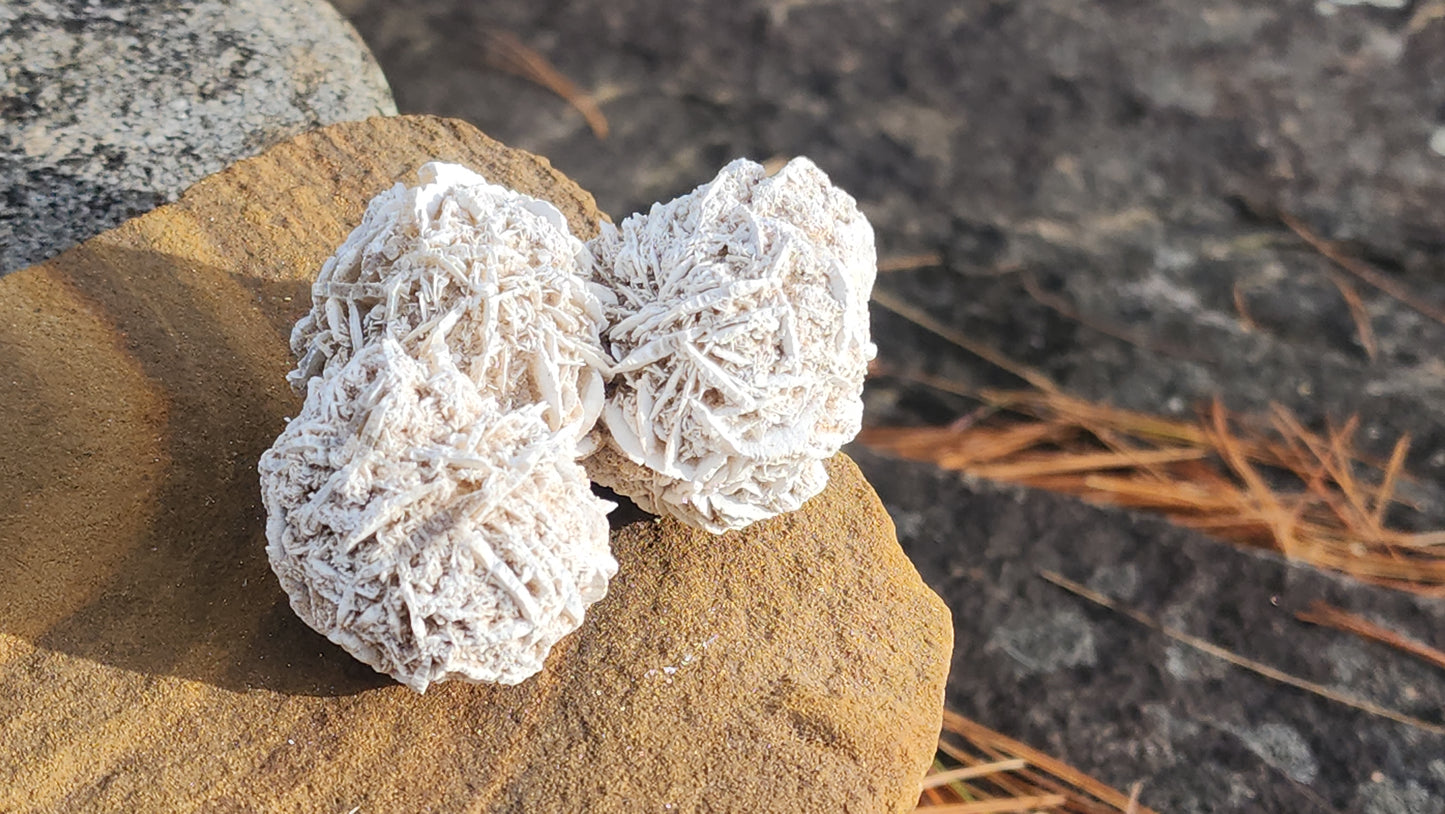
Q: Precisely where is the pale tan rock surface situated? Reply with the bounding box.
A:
[0,115,951,813]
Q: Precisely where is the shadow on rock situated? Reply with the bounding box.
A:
[0,244,398,696]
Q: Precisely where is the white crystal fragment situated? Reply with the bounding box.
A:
[259,338,617,692]
[586,157,877,532]
[288,161,610,442]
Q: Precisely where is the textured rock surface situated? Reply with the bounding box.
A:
[0,116,950,812]
[853,447,1445,813]
[336,0,1445,511]
[0,0,396,273]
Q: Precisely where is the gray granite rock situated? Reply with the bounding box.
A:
[851,446,1445,814]
[334,0,1445,507]
[0,0,396,273]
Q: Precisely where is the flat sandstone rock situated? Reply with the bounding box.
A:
[0,115,951,813]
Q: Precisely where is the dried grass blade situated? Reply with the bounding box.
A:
[482,31,610,139]
[1003,766,1127,814]
[1371,434,1410,531]
[921,760,1030,789]
[1318,551,1445,583]
[1408,1,1445,34]
[1268,406,1370,536]
[1325,416,1376,533]
[1077,475,1240,512]
[970,448,1205,480]
[871,289,1059,392]
[879,252,944,272]
[921,776,950,807]
[1281,212,1445,327]
[917,796,1067,813]
[941,712,1159,813]
[1040,570,1445,736]
[1326,272,1380,360]
[876,368,985,401]
[1022,390,1208,447]
[1208,401,1301,551]
[1410,1,1445,33]
[1090,428,1173,483]
[1296,601,1445,671]
[936,737,979,767]
[861,423,1068,468]
[1020,272,1200,361]
[1378,530,1445,548]
[1124,783,1142,814]
[1233,282,1260,332]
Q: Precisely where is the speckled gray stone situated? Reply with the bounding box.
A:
[0,0,396,273]
[852,446,1445,814]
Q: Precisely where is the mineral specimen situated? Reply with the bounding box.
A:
[288,161,610,442]
[264,163,615,691]
[586,157,877,533]
[259,337,616,692]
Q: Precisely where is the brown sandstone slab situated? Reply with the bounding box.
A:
[0,115,950,812]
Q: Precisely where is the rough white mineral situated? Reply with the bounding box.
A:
[259,337,617,692]
[288,161,610,442]
[586,157,877,533]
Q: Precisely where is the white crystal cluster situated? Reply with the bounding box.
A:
[261,163,615,692]
[289,162,610,441]
[585,158,877,533]
[259,338,614,691]
[260,155,878,691]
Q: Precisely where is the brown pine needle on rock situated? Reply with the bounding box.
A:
[1233,282,1261,332]
[1295,601,1445,672]
[871,289,1059,393]
[860,387,1445,593]
[1040,571,1445,737]
[1326,272,1379,360]
[916,709,1160,813]
[921,796,1069,814]
[969,447,1206,481]
[1371,434,1410,530]
[879,252,945,273]
[1123,784,1141,814]
[921,760,1030,789]
[1020,272,1204,362]
[482,31,609,139]
[1281,212,1445,327]
[1409,1,1445,34]
[865,423,1076,470]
